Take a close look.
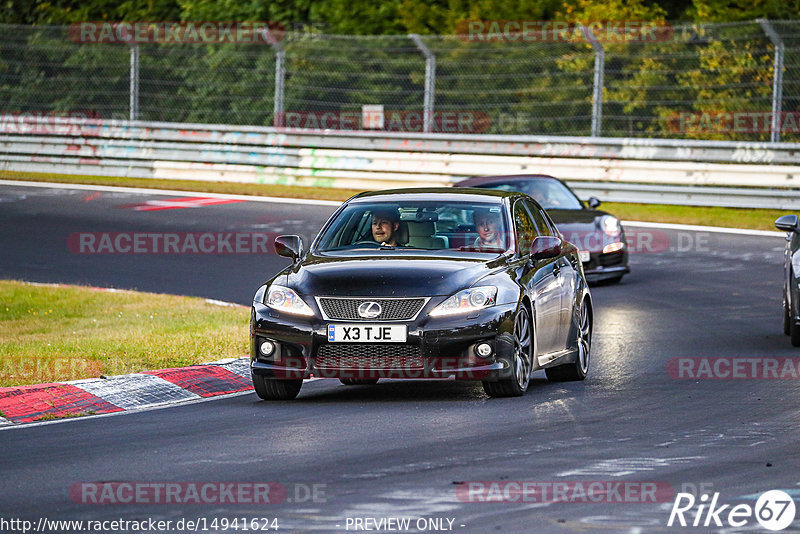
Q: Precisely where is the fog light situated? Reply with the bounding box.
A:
[259,340,275,356]
[475,343,493,357]
[602,242,625,254]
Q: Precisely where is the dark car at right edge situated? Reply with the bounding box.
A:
[776,214,800,346]
[456,174,630,283]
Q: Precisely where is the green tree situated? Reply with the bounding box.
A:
[688,0,800,21]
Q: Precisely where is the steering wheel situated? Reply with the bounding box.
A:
[353,240,382,247]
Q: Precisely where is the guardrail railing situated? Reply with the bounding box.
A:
[1,117,799,209]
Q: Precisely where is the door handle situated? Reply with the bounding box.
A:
[553,263,561,277]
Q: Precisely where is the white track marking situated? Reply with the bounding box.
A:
[73,374,199,410]
[622,220,784,237]
[0,179,341,206]
[0,180,788,237]
[557,457,705,477]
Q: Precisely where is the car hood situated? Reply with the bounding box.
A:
[547,209,621,252]
[282,253,503,297]
[547,209,608,236]
[546,208,606,226]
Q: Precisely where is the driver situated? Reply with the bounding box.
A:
[371,209,401,246]
[529,187,548,206]
[473,209,503,249]
[529,184,559,208]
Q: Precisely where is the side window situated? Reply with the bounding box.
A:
[357,211,372,240]
[523,199,552,237]
[513,201,537,253]
[541,211,561,238]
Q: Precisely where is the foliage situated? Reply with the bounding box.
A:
[0,2,797,141]
[2,0,798,28]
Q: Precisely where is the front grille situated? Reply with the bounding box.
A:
[598,251,625,267]
[316,344,424,370]
[317,297,426,321]
[583,251,626,272]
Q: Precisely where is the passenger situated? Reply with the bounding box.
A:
[371,209,401,246]
[473,209,503,249]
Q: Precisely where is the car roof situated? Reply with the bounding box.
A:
[455,174,563,187]
[349,187,521,203]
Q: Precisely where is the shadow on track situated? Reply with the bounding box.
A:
[249,377,559,404]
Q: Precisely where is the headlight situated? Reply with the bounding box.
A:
[600,215,621,236]
[265,285,314,316]
[602,242,625,254]
[429,286,497,317]
[792,251,800,279]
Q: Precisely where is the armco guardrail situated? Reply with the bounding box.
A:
[1,117,799,209]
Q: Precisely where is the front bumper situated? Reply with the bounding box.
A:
[250,302,518,382]
[582,249,629,281]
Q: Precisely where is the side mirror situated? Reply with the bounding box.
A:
[275,235,303,260]
[530,236,562,261]
[775,215,799,233]
[587,197,601,209]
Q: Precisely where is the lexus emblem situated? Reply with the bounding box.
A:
[357,301,382,319]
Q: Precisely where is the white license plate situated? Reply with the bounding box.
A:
[579,250,591,263]
[327,324,407,343]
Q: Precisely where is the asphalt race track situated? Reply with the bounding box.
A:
[1,183,798,533]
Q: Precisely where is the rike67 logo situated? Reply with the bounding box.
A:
[668,490,796,531]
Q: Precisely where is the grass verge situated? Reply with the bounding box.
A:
[35,411,96,421]
[603,202,788,232]
[0,280,249,387]
[0,170,790,231]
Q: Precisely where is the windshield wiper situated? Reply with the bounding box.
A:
[378,245,429,251]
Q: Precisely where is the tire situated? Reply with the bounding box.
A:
[784,296,791,336]
[546,300,591,382]
[483,307,532,398]
[791,308,800,348]
[339,378,380,386]
[252,373,303,400]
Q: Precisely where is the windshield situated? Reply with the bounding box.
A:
[478,180,583,210]
[315,200,510,253]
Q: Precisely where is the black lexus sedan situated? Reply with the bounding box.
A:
[776,214,800,346]
[250,188,593,400]
[455,174,629,283]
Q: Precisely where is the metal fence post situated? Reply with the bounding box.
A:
[410,34,436,133]
[129,44,139,121]
[261,28,285,127]
[758,19,784,143]
[584,26,604,137]
[274,48,286,127]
